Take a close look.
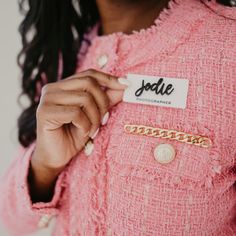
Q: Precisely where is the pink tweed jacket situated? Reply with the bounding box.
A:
[0,0,235,235]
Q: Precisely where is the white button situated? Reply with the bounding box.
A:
[97,54,108,68]
[84,140,94,156]
[230,0,236,7]
[154,143,176,164]
[37,214,53,228]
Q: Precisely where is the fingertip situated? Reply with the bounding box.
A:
[101,111,109,125]
[89,127,100,139]
[117,77,131,87]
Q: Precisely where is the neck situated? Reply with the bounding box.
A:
[96,0,170,36]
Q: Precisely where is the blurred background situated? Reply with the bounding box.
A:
[0,1,52,235]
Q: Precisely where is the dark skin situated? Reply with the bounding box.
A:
[29,0,170,203]
[96,0,170,35]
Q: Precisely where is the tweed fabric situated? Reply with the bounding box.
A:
[0,0,235,235]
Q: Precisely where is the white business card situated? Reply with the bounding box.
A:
[122,74,189,109]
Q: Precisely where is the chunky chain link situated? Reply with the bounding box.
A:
[124,124,212,148]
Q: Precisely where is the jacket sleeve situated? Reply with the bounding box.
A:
[0,142,67,236]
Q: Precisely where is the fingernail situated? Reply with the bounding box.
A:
[84,140,94,156]
[101,111,109,125]
[90,128,100,139]
[118,77,130,87]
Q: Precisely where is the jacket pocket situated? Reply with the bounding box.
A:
[106,104,219,189]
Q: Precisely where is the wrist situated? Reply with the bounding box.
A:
[28,155,63,203]
[31,148,65,177]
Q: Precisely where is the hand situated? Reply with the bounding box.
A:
[32,69,129,172]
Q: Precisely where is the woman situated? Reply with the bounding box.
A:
[0,0,235,235]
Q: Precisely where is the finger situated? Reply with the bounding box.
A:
[106,89,124,108]
[37,104,92,136]
[76,69,130,90]
[41,91,101,137]
[68,125,89,150]
[54,76,110,119]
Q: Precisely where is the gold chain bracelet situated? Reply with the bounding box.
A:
[124,124,212,148]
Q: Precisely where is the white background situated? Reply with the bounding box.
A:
[0,1,52,235]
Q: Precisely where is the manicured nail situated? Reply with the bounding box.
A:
[118,77,130,87]
[84,140,94,156]
[90,128,100,139]
[101,111,109,125]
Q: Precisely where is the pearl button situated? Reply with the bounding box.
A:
[154,143,176,164]
[230,0,236,6]
[84,139,94,156]
[97,54,108,68]
[37,214,54,228]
